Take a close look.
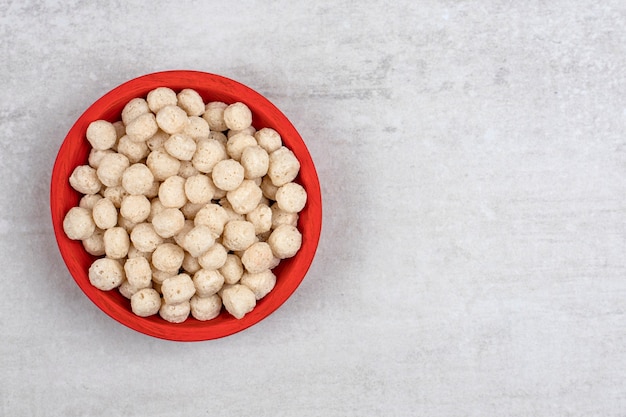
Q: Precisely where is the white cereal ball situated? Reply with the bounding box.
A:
[119,279,141,299]
[197,243,228,270]
[147,87,177,113]
[177,88,205,117]
[164,133,196,161]
[268,224,302,259]
[178,160,199,179]
[181,225,215,258]
[117,213,136,233]
[268,146,300,187]
[69,165,101,195]
[127,245,152,262]
[86,120,117,151]
[183,116,210,141]
[222,220,256,251]
[96,153,130,187]
[227,125,256,138]
[212,159,244,191]
[184,174,214,205]
[121,97,150,125]
[159,300,190,323]
[202,101,228,131]
[275,182,307,213]
[126,112,159,143]
[209,131,228,146]
[117,135,149,163]
[182,251,201,275]
[151,208,185,238]
[121,163,154,195]
[152,242,185,273]
[145,181,160,199]
[240,145,269,179]
[226,132,257,161]
[113,121,126,140]
[223,102,252,131]
[148,198,166,222]
[124,256,152,289]
[120,195,151,223]
[158,175,187,208]
[192,138,227,173]
[63,207,96,240]
[173,219,194,248]
[254,127,282,153]
[130,222,163,252]
[88,258,125,291]
[219,198,246,222]
[82,228,105,256]
[156,105,188,134]
[241,242,274,274]
[181,201,205,220]
[146,129,170,151]
[152,268,177,284]
[221,284,256,319]
[103,227,130,259]
[240,270,276,300]
[131,288,162,317]
[226,180,263,215]
[194,203,229,237]
[270,202,299,228]
[146,149,181,181]
[102,185,128,208]
[92,198,118,230]
[260,175,279,200]
[219,254,244,285]
[161,273,196,305]
[88,148,114,169]
[192,269,225,297]
[246,203,272,234]
[190,294,222,321]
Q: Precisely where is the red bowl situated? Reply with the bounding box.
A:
[50,70,322,341]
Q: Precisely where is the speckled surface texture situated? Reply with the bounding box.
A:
[1,1,625,415]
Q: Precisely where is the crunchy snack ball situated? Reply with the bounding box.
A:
[126,112,158,143]
[113,121,126,140]
[147,87,177,113]
[183,116,210,141]
[124,256,152,289]
[260,175,279,200]
[180,201,204,220]
[146,129,170,151]
[120,195,151,223]
[177,88,205,117]
[161,273,196,305]
[222,220,256,251]
[159,300,190,323]
[202,101,228,131]
[173,219,194,248]
[146,149,181,181]
[92,198,118,230]
[212,159,244,191]
[268,146,300,187]
[131,288,161,317]
[152,268,177,285]
[190,294,222,321]
[88,148,114,169]
[240,270,276,300]
[226,132,257,161]
[121,97,150,125]
[158,175,187,208]
[69,165,101,195]
[79,194,103,210]
[241,145,269,179]
[121,163,154,195]
[88,258,125,291]
[268,224,302,259]
[223,102,252,131]
[226,180,263,215]
[86,120,117,151]
[192,138,227,173]
[254,127,282,153]
[184,174,214,205]
[117,135,149,163]
[164,133,196,161]
[209,131,228,146]
[275,182,307,213]
[194,203,229,237]
[119,279,142,299]
[182,251,201,274]
[270,203,299,228]
[219,253,244,285]
[246,203,272,235]
[101,186,127,209]
[63,207,96,240]
[82,228,105,256]
[148,198,166,222]
[130,223,163,252]
[156,105,188,134]
[178,160,199,179]
[241,242,274,274]
[151,208,185,238]
[97,153,130,187]
[221,284,256,319]
[181,225,215,258]
[197,242,228,270]
[227,125,256,139]
[152,243,185,272]
[103,227,130,259]
[192,269,224,297]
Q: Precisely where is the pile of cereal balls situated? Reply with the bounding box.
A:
[62,87,307,322]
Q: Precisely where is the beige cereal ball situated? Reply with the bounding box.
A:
[254,127,282,153]
[241,242,274,274]
[88,148,114,169]
[270,202,299,228]
[103,227,130,259]
[177,88,205,117]
[127,245,152,262]
[268,224,302,259]
[92,197,118,230]
[222,220,256,251]
[113,121,126,140]
[240,145,269,179]
[130,222,163,252]
[275,182,307,213]
[260,175,279,200]
[173,219,194,248]
[161,273,196,305]
[240,270,276,300]
[183,116,210,141]
[190,294,222,321]
[221,284,256,319]
[164,133,196,161]
[86,120,117,151]
[212,159,244,191]
[82,228,105,256]
[226,132,257,161]
[192,269,225,297]
[88,258,125,291]
[197,242,228,270]
[227,125,256,139]
[102,185,128,208]
[117,213,136,233]
[219,253,244,285]
[130,288,161,317]
[246,203,272,234]
[194,203,229,237]
[209,131,228,146]
[202,101,228,131]
[152,268,177,284]
[219,198,245,222]
[268,146,300,187]
[226,180,263,215]
[192,138,227,173]
[159,300,190,323]
[145,180,160,199]
[182,251,201,275]
[97,153,130,187]
[147,87,177,113]
[119,279,142,299]
[120,195,151,223]
[146,129,170,151]
[184,174,215,205]
[158,175,187,208]
[124,256,152,289]
[178,160,199,179]
[156,104,188,134]
[181,201,205,220]
[69,165,101,195]
[181,225,215,258]
[126,112,159,143]
[146,148,181,181]
[63,207,96,240]
[121,163,154,195]
[223,102,252,131]
[151,208,185,238]
[117,135,149,163]
[152,242,185,273]
[148,198,166,222]
[121,97,150,125]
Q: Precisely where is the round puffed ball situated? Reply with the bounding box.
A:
[173,219,194,248]
[212,159,244,191]
[219,254,244,285]
[124,256,152,289]
[192,269,224,297]
[161,273,196,305]
[63,207,96,240]
[102,185,129,208]
[270,202,299,228]
[222,220,256,251]
[240,145,269,179]
[219,198,245,222]
[181,225,215,258]
[131,288,161,317]
[182,251,201,275]
[192,138,227,173]
[103,227,130,259]
[126,112,158,143]
[164,133,196,161]
[181,201,205,220]
[89,258,125,291]
[178,160,199,179]
[194,203,229,237]
[148,198,166,222]
[116,213,136,233]
[79,194,102,210]
[240,270,276,300]
[147,87,177,113]
[86,120,117,151]
[121,97,150,126]
[223,102,252,131]
[130,222,163,252]
[127,245,152,263]
[226,180,263,215]
[159,300,190,323]
[177,88,205,117]
[260,175,279,200]
[121,163,154,196]
[190,294,222,321]
[197,243,228,270]
[152,268,177,285]
[268,224,302,259]
[92,198,118,230]
[69,165,101,195]
[146,129,170,151]
[117,135,149,163]
[152,208,185,238]
[275,182,307,213]
[184,174,215,205]
[202,101,228,131]
[241,242,274,274]
[227,125,256,139]
[146,149,181,182]
[268,147,300,187]
[120,195,151,223]
[156,105,188,134]
[184,116,210,141]
[221,284,256,319]
[246,203,272,235]
[88,148,114,169]
[119,279,141,299]
[158,175,187,208]
[113,121,126,140]
[152,242,185,273]
[226,133,257,161]
[209,131,228,146]
[82,228,105,256]
[97,153,130,187]
[254,127,282,154]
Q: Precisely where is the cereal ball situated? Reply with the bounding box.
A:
[158,175,187,208]
[120,195,151,223]
[103,227,130,259]
[156,105,188,134]
[246,203,272,234]
[63,207,96,240]
[130,222,163,252]
[159,300,190,323]
[181,201,205,220]
[69,165,101,195]
[148,198,166,222]
[192,138,227,173]
[212,159,244,191]
[79,194,102,210]
[164,133,196,161]
[92,198,118,230]
[126,112,159,143]
[152,242,184,272]
[116,213,136,233]
[271,203,299,228]
[275,182,307,213]
[113,121,126,139]
[152,268,177,284]
[268,224,302,259]
[88,258,125,291]
[268,146,300,187]
[226,180,262,215]
[192,269,224,297]
[124,256,152,289]
[102,185,128,208]
[151,208,185,238]
[121,163,154,195]
[260,175,279,200]
[96,153,130,187]
[182,251,201,275]
[127,245,152,262]
[178,160,199,179]
[194,203,229,237]
[119,279,141,299]
[86,120,117,151]
[181,225,215,258]
[227,125,256,138]
[209,130,228,146]
[117,135,149,163]
[221,284,256,319]
[190,294,222,321]
[240,270,276,300]
[219,198,245,222]
[254,127,282,153]
[177,88,205,117]
[82,228,105,256]
[88,148,114,169]
[226,132,257,161]
[146,149,181,181]
[173,219,195,248]
[183,116,210,141]
[241,145,269,179]
[219,254,244,285]
[184,174,215,205]
[146,129,170,151]
[131,288,161,317]
[121,97,150,125]
[161,273,196,305]
[241,242,274,273]
[222,220,256,251]
[197,243,228,270]
[147,87,177,113]
[202,101,228,131]
[223,102,252,131]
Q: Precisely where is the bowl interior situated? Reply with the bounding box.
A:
[50,70,322,341]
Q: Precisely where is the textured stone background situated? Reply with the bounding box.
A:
[1,1,625,415]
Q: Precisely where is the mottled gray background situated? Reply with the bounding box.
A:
[1,1,625,416]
